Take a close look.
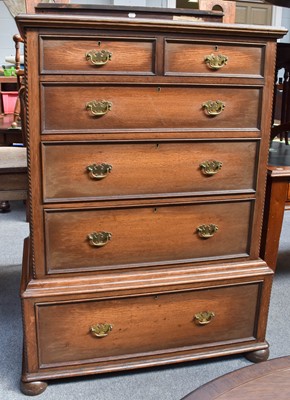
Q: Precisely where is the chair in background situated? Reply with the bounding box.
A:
[0,34,27,213]
[11,34,24,131]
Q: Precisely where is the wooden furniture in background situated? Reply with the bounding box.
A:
[199,0,236,23]
[260,165,290,271]
[0,115,22,145]
[182,355,290,400]
[0,76,17,116]
[260,140,290,271]
[236,0,272,25]
[0,115,27,213]
[0,32,27,213]
[0,146,27,212]
[271,43,290,145]
[16,5,285,395]
[11,34,25,130]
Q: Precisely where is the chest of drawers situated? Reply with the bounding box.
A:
[16,5,286,395]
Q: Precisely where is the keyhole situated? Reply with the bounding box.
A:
[97,41,101,46]
[157,87,161,92]
[214,45,219,52]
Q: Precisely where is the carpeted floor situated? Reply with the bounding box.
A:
[0,201,289,399]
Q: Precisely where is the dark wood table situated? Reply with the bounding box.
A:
[182,356,290,399]
[261,165,290,271]
[260,141,290,271]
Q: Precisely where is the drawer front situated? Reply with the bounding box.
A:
[0,173,27,191]
[41,84,261,133]
[40,36,156,74]
[42,140,258,202]
[36,283,259,366]
[44,200,253,273]
[165,40,264,77]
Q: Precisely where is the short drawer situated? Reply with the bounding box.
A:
[41,84,261,134]
[36,283,259,367]
[44,200,253,274]
[42,140,258,202]
[164,40,264,77]
[39,35,156,75]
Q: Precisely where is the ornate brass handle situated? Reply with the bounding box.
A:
[87,163,112,180]
[85,49,112,66]
[86,100,112,116]
[204,53,228,70]
[200,160,223,176]
[197,224,218,238]
[90,323,113,338]
[202,100,225,116]
[88,231,112,247]
[194,311,215,325]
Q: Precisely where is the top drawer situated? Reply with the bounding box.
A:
[164,40,265,77]
[39,35,156,75]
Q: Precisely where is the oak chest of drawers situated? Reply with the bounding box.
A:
[16,5,286,395]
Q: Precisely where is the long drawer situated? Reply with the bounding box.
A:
[39,35,156,75]
[41,84,261,133]
[44,200,253,274]
[42,140,258,202]
[164,39,264,77]
[36,283,259,367]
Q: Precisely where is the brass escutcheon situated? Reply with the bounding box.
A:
[197,224,218,238]
[86,100,112,116]
[202,100,225,116]
[85,49,112,66]
[88,231,112,247]
[194,311,215,325]
[87,163,112,180]
[204,53,228,70]
[200,160,223,176]
[90,323,113,338]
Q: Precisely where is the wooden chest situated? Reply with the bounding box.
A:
[16,5,286,396]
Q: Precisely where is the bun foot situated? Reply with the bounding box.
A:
[246,346,269,363]
[20,380,48,396]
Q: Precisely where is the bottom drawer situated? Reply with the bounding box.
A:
[37,283,259,367]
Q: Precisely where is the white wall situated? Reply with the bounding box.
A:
[0,0,18,68]
[281,6,290,42]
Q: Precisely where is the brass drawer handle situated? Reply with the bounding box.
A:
[86,100,112,116]
[194,311,215,325]
[202,100,225,116]
[90,323,113,338]
[88,231,112,247]
[205,53,228,70]
[87,163,112,180]
[85,49,112,66]
[197,224,218,238]
[200,160,223,175]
